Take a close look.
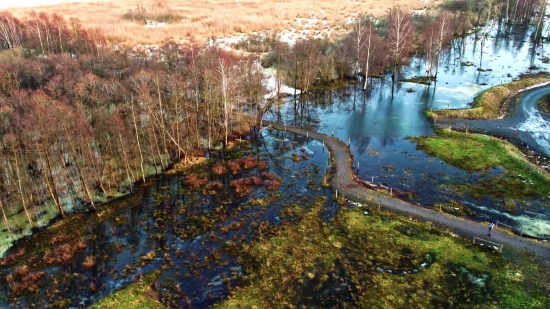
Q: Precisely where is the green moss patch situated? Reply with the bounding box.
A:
[216,198,550,308]
[411,130,550,199]
[89,271,165,309]
[537,95,550,114]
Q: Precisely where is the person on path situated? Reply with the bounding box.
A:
[488,222,495,237]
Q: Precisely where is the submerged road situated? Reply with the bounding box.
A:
[262,121,550,259]
[436,84,550,158]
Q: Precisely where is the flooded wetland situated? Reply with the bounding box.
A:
[1,1,550,308]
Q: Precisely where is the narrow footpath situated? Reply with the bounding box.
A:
[262,121,550,259]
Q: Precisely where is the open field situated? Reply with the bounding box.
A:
[4,0,439,44]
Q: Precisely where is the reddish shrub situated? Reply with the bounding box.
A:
[241,156,258,170]
[5,265,46,297]
[261,172,277,180]
[258,162,269,171]
[265,180,282,191]
[82,255,96,269]
[212,162,227,175]
[206,181,224,191]
[43,240,87,265]
[227,160,242,175]
[0,248,25,267]
[49,234,69,246]
[185,174,206,189]
[230,179,252,197]
[230,176,263,197]
[247,176,263,186]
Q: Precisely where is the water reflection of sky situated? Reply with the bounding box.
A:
[407,24,549,110]
[271,23,550,238]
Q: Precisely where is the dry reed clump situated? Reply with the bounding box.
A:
[0,248,25,267]
[4,265,46,297]
[205,181,224,191]
[241,156,258,170]
[212,162,228,175]
[230,176,263,197]
[8,0,434,45]
[258,162,269,171]
[82,255,97,269]
[227,160,242,175]
[184,174,207,189]
[264,179,282,191]
[260,171,282,191]
[43,240,87,265]
[170,156,208,174]
[261,172,277,180]
[49,234,70,246]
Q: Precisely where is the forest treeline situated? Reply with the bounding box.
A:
[0,0,544,244]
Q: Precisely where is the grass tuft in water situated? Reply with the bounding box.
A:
[89,270,165,309]
[411,129,550,199]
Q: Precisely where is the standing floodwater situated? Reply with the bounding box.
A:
[269,21,550,238]
[0,131,336,308]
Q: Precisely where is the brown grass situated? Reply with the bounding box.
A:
[4,265,46,297]
[82,255,97,269]
[43,240,87,265]
[6,0,439,45]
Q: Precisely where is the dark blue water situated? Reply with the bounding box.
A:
[268,22,550,238]
[0,131,336,308]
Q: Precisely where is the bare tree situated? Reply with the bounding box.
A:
[0,12,23,50]
[362,20,380,90]
[425,13,454,79]
[386,7,413,96]
[479,0,501,68]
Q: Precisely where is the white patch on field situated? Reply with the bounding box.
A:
[518,81,550,92]
[436,85,484,99]
[262,68,301,99]
[145,21,166,28]
[516,110,550,153]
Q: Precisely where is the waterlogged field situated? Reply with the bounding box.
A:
[0,128,548,308]
[217,201,550,309]
[0,130,333,308]
[411,130,550,200]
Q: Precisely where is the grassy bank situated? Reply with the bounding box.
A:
[215,197,550,308]
[410,129,550,200]
[89,271,165,309]
[537,95,550,114]
[428,77,550,119]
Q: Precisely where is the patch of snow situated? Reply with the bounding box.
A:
[262,68,301,99]
[145,21,166,28]
[518,81,550,92]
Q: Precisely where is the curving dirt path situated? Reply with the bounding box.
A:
[262,121,550,259]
